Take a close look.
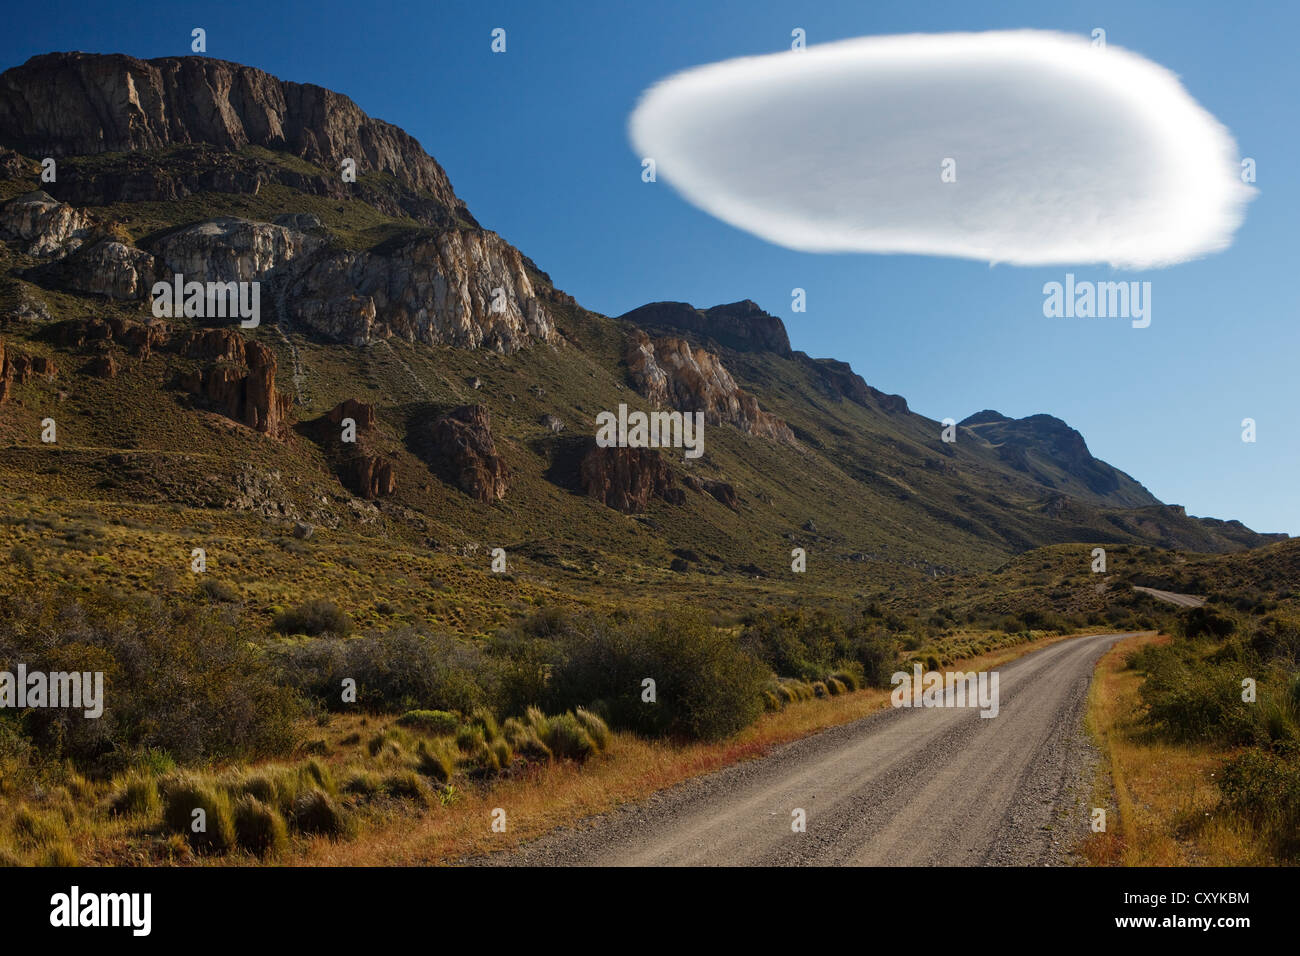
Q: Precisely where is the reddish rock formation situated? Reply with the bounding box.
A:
[580,444,683,513]
[326,398,377,431]
[53,316,170,356]
[348,454,396,500]
[84,354,117,378]
[423,404,508,502]
[0,337,57,402]
[680,473,738,509]
[316,399,393,499]
[176,331,289,439]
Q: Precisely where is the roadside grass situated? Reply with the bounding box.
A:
[1081,633,1268,866]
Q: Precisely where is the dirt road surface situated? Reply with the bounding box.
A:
[477,632,1138,867]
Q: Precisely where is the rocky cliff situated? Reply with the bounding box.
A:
[0,52,471,225]
[625,330,794,443]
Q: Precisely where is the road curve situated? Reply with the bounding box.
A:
[478,632,1138,867]
[1133,586,1205,609]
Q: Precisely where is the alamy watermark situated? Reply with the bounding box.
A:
[595,403,704,459]
[1042,273,1150,328]
[0,665,103,718]
[151,274,260,328]
[890,664,1000,718]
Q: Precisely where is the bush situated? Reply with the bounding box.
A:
[108,773,159,818]
[198,578,241,604]
[396,710,460,735]
[291,787,348,837]
[273,599,352,637]
[380,771,432,805]
[546,611,768,741]
[1179,606,1236,641]
[0,586,299,769]
[232,796,288,857]
[1138,646,1263,745]
[539,712,596,761]
[162,778,236,853]
[341,770,381,797]
[298,758,335,794]
[502,717,551,762]
[416,739,457,783]
[1218,750,1300,859]
[574,708,610,750]
[273,628,486,714]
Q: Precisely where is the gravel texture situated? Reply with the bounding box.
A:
[469,632,1132,867]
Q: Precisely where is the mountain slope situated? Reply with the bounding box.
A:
[0,52,1284,636]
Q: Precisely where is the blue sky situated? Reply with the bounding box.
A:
[6,0,1298,534]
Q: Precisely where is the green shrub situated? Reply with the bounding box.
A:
[455,725,487,753]
[1139,648,1263,745]
[380,771,432,805]
[291,787,348,837]
[573,708,610,751]
[108,773,159,818]
[1179,606,1236,640]
[416,739,457,783]
[272,628,485,713]
[396,710,460,735]
[0,587,299,769]
[273,599,352,637]
[232,796,288,857]
[341,770,381,797]
[298,758,335,794]
[198,578,241,604]
[546,611,767,741]
[1218,749,1300,859]
[502,717,551,762]
[540,712,596,761]
[162,778,235,853]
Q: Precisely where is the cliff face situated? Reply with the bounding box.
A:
[625,330,794,443]
[619,300,792,355]
[0,52,469,222]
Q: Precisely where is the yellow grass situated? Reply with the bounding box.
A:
[1080,632,1269,866]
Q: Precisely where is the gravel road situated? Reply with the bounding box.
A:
[475,632,1136,866]
[1133,586,1205,608]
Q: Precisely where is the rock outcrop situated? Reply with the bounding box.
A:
[801,355,909,413]
[0,52,471,224]
[52,316,171,357]
[580,444,683,513]
[419,404,508,502]
[286,229,555,350]
[0,190,94,256]
[625,330,794,443]
[306,399,395,500]
[682,474,738,509]
[0,336,56,402]
[346,454,395,500]
[149,217,321,282]
[175,329,289,439]
[60,240,158,299]
[620,299,792,355]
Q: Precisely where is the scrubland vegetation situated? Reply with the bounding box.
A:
[3,532,1296,866]
[1083,546,1300,865]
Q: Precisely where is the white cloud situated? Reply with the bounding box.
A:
[629,31,1254,269]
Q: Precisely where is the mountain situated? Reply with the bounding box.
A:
[0,52,1284,633]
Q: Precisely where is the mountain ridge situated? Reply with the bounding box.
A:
[0,51,1285,633]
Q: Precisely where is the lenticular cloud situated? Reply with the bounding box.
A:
[629,31,1253,268]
